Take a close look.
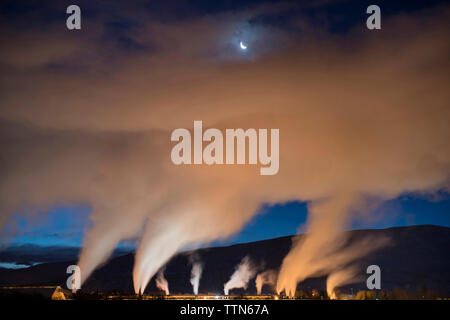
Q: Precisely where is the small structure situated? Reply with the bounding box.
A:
[51,286,71,300]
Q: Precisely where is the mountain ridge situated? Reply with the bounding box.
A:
[0,225,448,295]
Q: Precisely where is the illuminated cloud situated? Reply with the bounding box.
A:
[0,1,449,294]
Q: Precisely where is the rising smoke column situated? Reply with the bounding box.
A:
[189,254,203,295]
[276,196,389,297]
[255,270,277,295]
[155,269,170,295]
[326,267,358,299]
[224,256,256,295]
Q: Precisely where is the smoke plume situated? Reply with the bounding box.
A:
[189,255,203,295]
[0,2,449,295]
[224,256,256,295]
[326,267,358,299]
[155,269,169,295]
[255,270,277,295]
[276,200,390,296]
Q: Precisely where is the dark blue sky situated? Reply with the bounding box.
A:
[5,192,450,248]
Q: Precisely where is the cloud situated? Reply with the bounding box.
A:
[0,2,449,294]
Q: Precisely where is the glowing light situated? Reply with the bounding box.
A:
[240,41,247,50]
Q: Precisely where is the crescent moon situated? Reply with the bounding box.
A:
[240,41,247,50]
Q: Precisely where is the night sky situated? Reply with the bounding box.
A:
[0,0,449,271]
[3,195,450,248]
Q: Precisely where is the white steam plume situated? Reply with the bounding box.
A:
[224,256,256,295]
[276,197,390,297]
[155,269,170,295]
[255,270,277,295]
[189,255,203,295]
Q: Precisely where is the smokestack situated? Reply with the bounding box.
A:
[224,256,256,295]
[156,269,170,295]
